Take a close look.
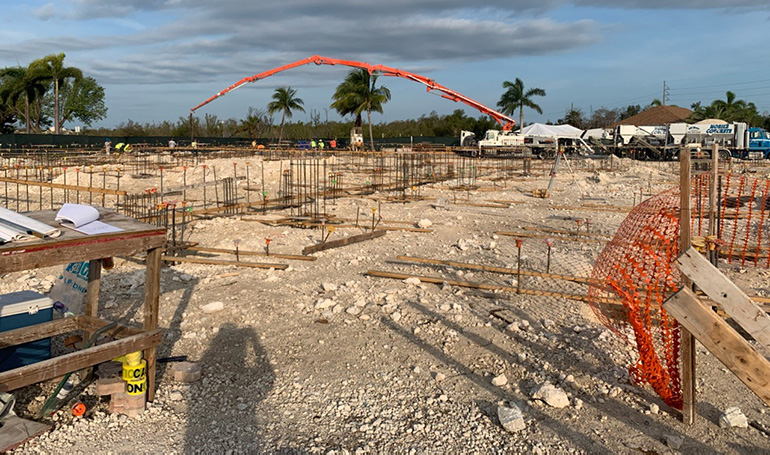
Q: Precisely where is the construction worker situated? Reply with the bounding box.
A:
[310,139,317,150]
[356,139,363,151]
[169,139,176,148]
[192,140,198,149]
[319,140,325,150]
[115,142,125,152]
[105,138,111,155]
[330,139,336,149]
[124,143,133,153]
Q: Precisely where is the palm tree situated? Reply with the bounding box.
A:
[267,87,304,147]
[712,91,747,120]
[29,53,82,133]
[0,67,48,133]
[497,78,545,131]
[331,69,391,151]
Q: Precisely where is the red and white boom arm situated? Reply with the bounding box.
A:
[190,55,515,131]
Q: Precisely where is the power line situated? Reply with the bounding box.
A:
[671,85,770,97]
[669,77,770,91]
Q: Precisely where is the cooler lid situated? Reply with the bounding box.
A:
[0,291,53,317]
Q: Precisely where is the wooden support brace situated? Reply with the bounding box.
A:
[677,246,770,352]
[0,330,162,393]
[664,287,770,407]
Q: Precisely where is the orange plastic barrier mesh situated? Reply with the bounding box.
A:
[588,186,683,408]
[588,171,770,410]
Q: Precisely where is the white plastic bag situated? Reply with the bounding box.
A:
[49,261,89,315]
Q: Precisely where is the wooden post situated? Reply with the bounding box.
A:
[144,247,162,402]
[679,145,696,424]
[709,143,718,237]
[84,259,102,318]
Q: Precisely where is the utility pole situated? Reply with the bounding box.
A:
[662,81,669,106]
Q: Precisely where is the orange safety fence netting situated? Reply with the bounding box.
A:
[589,171,770,410]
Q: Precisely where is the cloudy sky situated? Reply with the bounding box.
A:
[2,0,769,128]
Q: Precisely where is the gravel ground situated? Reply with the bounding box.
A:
[5,155,770,454]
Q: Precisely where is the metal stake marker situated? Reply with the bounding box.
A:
[48,167,53,209]
[202,165,208,209]
[62,167,67,206]
[371,208,377,232]
[102,166,107,206]
[25,166,30,211]
[545,238,554,273]
[515,238,524,294]
[233,239,241,262]
[245,162,250,205]
[38,167,42,210]
[89,166,94,205]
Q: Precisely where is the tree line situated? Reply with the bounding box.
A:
[90,71,545,142]
[4,57,769,142]
[557,92,770,130]
[0,53,107,134]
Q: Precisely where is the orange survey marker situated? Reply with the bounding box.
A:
[72,402,86,417]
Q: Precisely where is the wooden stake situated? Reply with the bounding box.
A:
[680,145,696,425]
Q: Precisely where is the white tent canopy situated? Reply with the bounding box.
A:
[520,123,583,138]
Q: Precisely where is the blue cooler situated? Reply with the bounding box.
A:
[0,291,53,372]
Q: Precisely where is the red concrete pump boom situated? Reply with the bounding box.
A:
[190,55,515,130]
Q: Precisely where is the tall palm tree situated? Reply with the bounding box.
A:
[331,69,391,151]
[29,53,82,133]
[497,78,545,131]
[0,67,48,133]
[712,91,747,120]
[267,87,305,147]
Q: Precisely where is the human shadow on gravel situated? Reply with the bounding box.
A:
[388,300,718,454]
[471,301,724,452]
[153,271,199,384]
[183,323,275,454]
[379,313,612,454]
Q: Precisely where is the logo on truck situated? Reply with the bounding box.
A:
[706,124,733,134]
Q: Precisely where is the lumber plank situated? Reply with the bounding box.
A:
[163,255,288,270]
[495,231,606,244]
[663,287,770,407]
[263,220,432,233]
[520,225,612,239]
[677,246,770,351]
[0,330,162,393]
[365,269,622,306]
[0,177,128,196]
[186,246,316,261]
[395,255,593,284]
[303,230,386,255]
[0,317,81,348]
